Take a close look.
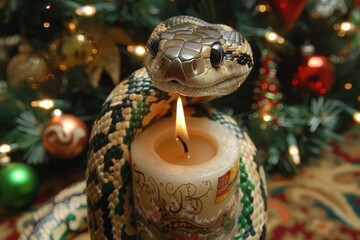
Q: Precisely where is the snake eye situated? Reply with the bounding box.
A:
[149,36,160,57]
[210,43,224,68]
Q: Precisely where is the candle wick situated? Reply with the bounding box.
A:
[176,135,190,159]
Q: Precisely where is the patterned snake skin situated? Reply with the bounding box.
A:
[19,16,267,240]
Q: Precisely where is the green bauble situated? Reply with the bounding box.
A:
[0,162,38,209]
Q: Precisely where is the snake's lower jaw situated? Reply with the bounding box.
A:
[153,73,250,97]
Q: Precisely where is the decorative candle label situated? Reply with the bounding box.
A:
[133,164,239,240]
[216,160,239,204]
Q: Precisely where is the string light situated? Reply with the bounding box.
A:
[300,42,315,57]
[75,5,96,17]
[68,22,77,31]
[77,34,85,42]
[288,145,301,165]
[265,31,285,44]
[262,114,273,122]
[45,3,51,10]
[43,22,51,28]
[334,21,356,37]
[256,3,272,13]
[340,22,353,31]
[127,45,146,57]
[0,144,11,165]
[52,109,63,117]
[31,99,54,110]
[0,144,11,154]
[344,83,352,90]
[353,112,360,124]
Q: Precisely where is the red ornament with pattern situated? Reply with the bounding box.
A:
[42,114,88,159]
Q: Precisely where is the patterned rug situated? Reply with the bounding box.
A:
[1,125,359,240]
[267,125,360,240]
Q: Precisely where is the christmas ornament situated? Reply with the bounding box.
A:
[309,0,347,19]
[6,43,51,87]
[50,28,97,71]
[0,162,38,208]
[252,49,283,129]
[42,114,88,159]
[0,35,21,71]
[292,55,334,96]
[270,0,307,30]
[86,25,120,87]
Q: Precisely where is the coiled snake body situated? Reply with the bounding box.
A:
[20,16,267,239]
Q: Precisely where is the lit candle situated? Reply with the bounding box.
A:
[131,97,241,239]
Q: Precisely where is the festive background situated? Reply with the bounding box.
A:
[0,0,359,239]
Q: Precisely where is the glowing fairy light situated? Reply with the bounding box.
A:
[75,5,96,17]
[256,4,272,13]
[68,22,77,31]
[52,109,63,117]
[127,45,146,57]
[288,145,301,164]
[353,112,360,124]
[31,99,54,110]
[43,22,51,28]
[344,83,352,90]
[340,22,353,31]
[262,114,273,122]
[0,144,11,154]
[266,32,277,41]
[265,31,285,44]
[0,144,11,165]
[77,34,85,42]
[334,21,356,37]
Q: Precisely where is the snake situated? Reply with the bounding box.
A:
[19,16,267,240]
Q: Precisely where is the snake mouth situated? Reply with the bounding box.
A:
[153,73,249,97]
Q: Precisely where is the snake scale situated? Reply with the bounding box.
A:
[19,16,267,239]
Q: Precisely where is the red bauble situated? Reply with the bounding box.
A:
[292,56,334,96]
[42,114,88,159]
[270,0,307,29]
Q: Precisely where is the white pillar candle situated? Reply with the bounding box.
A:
[131,116,241,239]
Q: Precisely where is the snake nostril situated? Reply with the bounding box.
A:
[192,60,199,75]
[188,59,205,77]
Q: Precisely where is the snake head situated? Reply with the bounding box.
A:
[145,18,253,97]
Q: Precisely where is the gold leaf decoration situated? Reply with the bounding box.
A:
[87,25,121,88]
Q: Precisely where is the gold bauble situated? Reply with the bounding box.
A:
[50,30,97,71]
[6,44,51,88]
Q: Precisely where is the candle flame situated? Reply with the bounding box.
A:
[176,96,191,158]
